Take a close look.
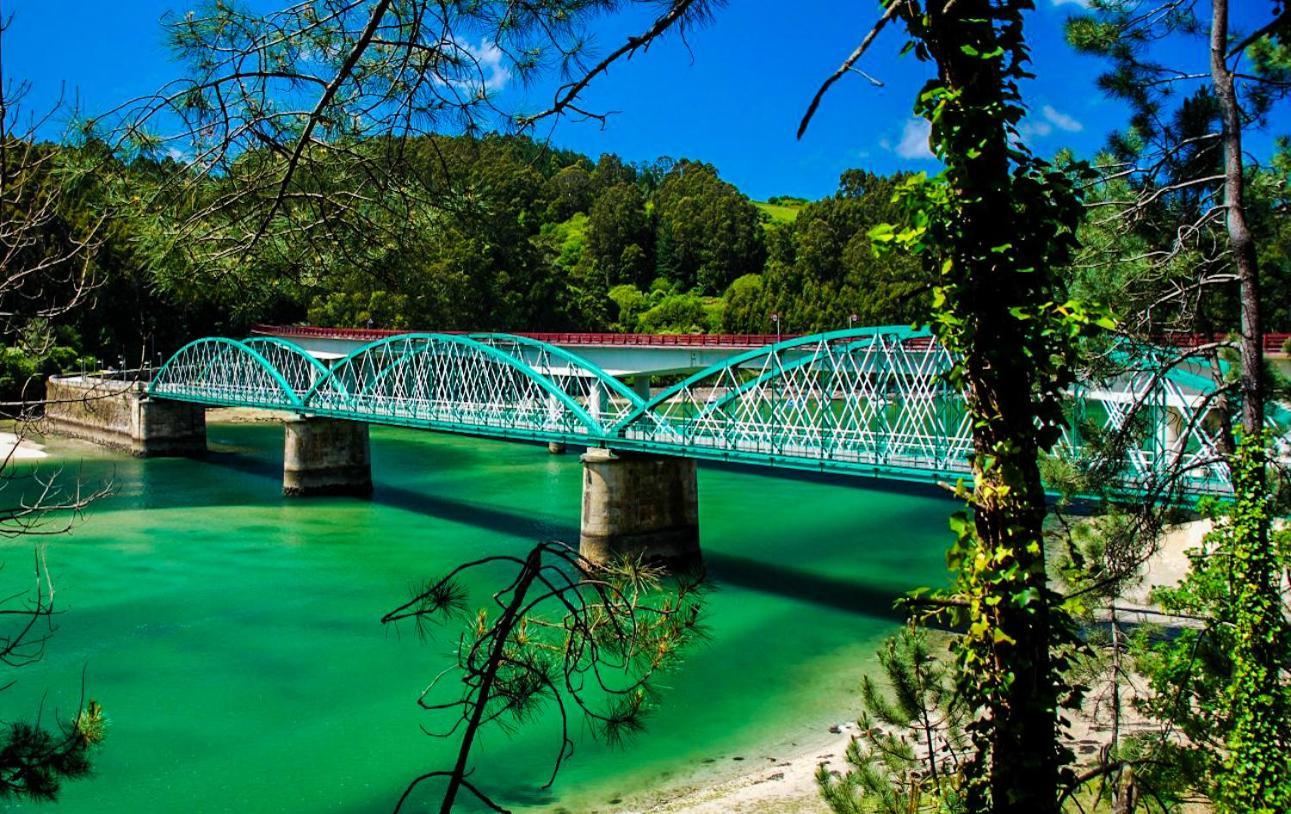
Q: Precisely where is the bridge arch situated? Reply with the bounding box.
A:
[145,327,1240,494]
[469,333,647,425]
[242,337,335,396]
[149,337,306,411]
[609,326,971,474]
[301,333,608,437]
[1064,340,1230,491]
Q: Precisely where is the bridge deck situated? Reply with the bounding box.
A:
[149,327,1235,496]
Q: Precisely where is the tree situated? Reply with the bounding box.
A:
[720,273,764,333]
[637,291,714,333]
[726,171,928,334]
[112,0,722,298]
[0,17,108,800]
[817,627,970,814]
[0,554,107,801]
[590,152,637,195]
[607,283,649,332]
[543,163,594,223]
[381,541,702,813]
[1129,472,1291,809]
[1068,2,1291,808]
[801,1,1101,810]
[653,160,766,294]
[587,181,652,288]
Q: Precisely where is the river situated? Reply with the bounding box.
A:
[3,419,954,813]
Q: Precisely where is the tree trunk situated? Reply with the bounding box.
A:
[438,548,542,814]
[1209,3,1287,811]
[921,2,1062,811]
[1209,0,1264,437]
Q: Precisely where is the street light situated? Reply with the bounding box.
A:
[848,313,858,330]
[769,313,782,454]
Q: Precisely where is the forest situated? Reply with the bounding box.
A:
[6,134,937,382]
[16,128,1289,394]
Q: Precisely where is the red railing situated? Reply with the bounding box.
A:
[1162,332,1290,354]
[252,324,1290,353]
[253,324,799,348]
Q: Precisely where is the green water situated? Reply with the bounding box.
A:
[3,422,954,813]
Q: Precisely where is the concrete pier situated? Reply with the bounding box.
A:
[631,375,651,401]
[282,417,372,497]
[44,376,206,457]
[548,441,566,455]
[579,448,699,568]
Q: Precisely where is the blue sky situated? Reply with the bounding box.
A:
[3,1,1282,200]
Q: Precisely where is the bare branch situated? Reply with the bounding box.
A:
[797,0,901,139]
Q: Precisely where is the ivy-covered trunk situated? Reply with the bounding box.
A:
[888,1,1090,811]
[1209,1,1287,810]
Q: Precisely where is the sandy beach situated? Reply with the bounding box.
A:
[0,430,48,461]
[620,726,852,814]
[206,406,295,424]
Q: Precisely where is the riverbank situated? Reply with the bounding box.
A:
[622,518,1212,814]
[617,724,855,814]
[206,406,293,424]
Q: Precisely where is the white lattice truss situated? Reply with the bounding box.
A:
[148,328,1235,494]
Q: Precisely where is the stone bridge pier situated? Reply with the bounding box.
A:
[282,417,372,497]
[579,448,699,568]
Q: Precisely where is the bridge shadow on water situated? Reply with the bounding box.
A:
[701,552,907,621]
[203,446,578,539]
[200,447,917,620]
[695,456,956,503]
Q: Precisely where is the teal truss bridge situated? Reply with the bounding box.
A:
[147,326,1235,496]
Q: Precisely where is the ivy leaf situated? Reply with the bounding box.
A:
[1012,587,1040,608]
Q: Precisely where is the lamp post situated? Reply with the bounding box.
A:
[770,313,782,454]
[848,313,858,331]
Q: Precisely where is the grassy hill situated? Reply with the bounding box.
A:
[754,200,803,224]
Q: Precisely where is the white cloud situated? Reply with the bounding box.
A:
[1041,104,1083,132]
[892,118,934,160]
[1018,105,1083,141]
[164,146,190,163]
[1050,0,1089,7]
[1019,120,1053,139]
[435,37,511,96]
[463,37,511,92]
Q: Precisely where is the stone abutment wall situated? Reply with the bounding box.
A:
[44,376,206,457]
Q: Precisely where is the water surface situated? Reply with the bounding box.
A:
[4,422,953,813]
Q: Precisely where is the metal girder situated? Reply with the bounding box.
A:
[298,333,611,437]
[611,327,973,479]
[150,337,308,411]
[147,327,1238,495]
[242,337,334,395]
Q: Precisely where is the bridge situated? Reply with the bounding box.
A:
[47,325,1232,565]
